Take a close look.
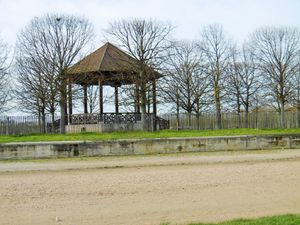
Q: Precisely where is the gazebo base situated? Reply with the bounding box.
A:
[66,122,145,133]
[65,113,169,133]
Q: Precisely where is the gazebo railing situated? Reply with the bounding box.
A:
[156,116,170,130]
[101,113,142,124]
[69,113,169,130]
[70,113,101,125]
[70,113,143,125]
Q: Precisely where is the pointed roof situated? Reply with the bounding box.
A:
[67,42,135,74]
[67,42,160,86]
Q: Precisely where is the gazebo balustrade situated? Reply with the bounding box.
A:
[70,112,143,125]
[69,112,169,130]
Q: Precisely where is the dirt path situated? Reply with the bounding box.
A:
[0,150,300,225]
[2,149,300,173]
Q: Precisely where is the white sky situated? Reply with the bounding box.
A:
[1,0,300,47]
[1,0,300,114]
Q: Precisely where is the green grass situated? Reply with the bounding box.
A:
[1,128,300,144]
[161,214,300,225]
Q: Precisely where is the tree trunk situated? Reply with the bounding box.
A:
[215,97,222,129]
[147,87,151,114]
[237,107,241,129]
[152,80,157,131]
[51,111,55,133]
[140,94,147,117]
[297,78,300,128]
[41,110,46,134]
[255,109,258,129]
[135,84,140,113]
[196,99,200,130]
[60,91,66,134]
[68,79,73,119]
[297,100,300,128]
[140,82,147,114]
[38,110,41,133]
[236,95,241,128]
[280,101,285,128]
[214,84,222,129]
[188,111,192,128]
[176,89,180,130]
[60,100,66,134]
[196,114,200,130]
[59,71,67,134]
[140,72,147,130]
[245,103,249,128]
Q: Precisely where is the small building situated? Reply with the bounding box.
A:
[66,42,169,133]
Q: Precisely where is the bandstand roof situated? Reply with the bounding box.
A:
[67,42,161,86]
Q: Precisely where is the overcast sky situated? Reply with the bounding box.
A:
[1,0,300,47]
[1,0,299,114]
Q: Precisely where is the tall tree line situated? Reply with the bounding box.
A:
[0,14,300,130]
[162,25,300,129]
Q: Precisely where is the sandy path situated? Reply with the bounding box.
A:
[0,150,300,225]
[2,149,300,172]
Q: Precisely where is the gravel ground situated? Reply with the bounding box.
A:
[0,150,300,225]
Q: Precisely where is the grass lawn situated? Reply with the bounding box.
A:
[161,214,300,225]
[1,128,300,143]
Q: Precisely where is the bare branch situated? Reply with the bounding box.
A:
[249,26,300,127]
[198,24,236,129]
[0,39,11,114]
[15,13,94,132]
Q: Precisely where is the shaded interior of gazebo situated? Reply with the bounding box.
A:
[65,42,169,133]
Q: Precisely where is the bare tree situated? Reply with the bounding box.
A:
[106,18,173,124]
[199,24,235,129]
[225,50,243,126]
[226,45,261,127]
[0,39,11,114]
[15,42,61,131]
[249,26,300,127]
[16,13,94,133]
[118,84,139,112]
[15,56,50,132]
[290,65,300,127]
[79,85,100,114]
[162,41,209,129]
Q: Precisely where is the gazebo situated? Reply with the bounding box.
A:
[65,42,169,133]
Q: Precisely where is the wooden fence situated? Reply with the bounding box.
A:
[0,111,299,136]
[0,113,169,135]
[162,111,300,130]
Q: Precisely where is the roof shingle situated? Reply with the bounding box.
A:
[67,42,136,75]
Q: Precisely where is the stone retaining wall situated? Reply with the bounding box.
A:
[1,134,300,160]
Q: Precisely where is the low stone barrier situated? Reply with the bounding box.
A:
[1,134,300,160]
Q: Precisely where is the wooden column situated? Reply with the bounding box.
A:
[83,84,88,114]
[115,86,119,114]
[98,78,103,114]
